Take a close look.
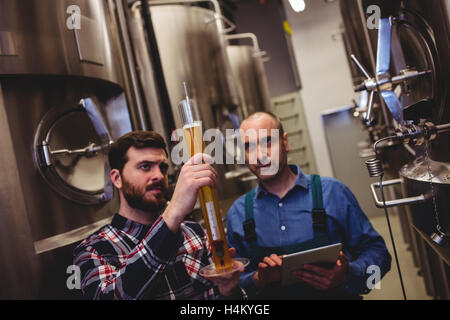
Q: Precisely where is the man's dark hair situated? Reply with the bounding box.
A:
[108,131,167,172]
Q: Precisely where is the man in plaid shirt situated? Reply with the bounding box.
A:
[73,131,246,300]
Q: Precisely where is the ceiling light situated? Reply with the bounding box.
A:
[289,0,306,12]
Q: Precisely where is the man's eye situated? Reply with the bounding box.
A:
[140,164,150,170]
[160,164,169,174]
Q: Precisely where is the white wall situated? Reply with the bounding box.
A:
[282,0,356,177]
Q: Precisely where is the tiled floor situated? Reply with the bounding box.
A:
[365,211,432,300]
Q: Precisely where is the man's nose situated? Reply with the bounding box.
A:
[257,145,269,164]
[151,167,165,182]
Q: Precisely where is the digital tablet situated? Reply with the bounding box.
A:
[281,242,342,286]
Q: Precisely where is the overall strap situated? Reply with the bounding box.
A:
[243,175,328,244]
[243,188,257,243]
[310,174,327,233]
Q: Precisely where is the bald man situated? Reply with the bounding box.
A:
[226,112,391,299]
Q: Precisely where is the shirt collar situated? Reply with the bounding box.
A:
[255,164,309,198]
[111,213,152,241]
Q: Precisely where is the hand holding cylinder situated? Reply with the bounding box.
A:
[162,153,218,232]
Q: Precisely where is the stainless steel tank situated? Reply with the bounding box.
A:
[0,0,135,298]
[399,157,450,238]
[130,2,240,130]
[128,2,248,205]
[399,156,450,299]
[389,4,450,295]
[226,35,271,117]
[223,35,273,191]
[346,0,450,299]
[0,0,123,84]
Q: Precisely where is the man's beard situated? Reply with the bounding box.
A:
[251,162,284,182]
[121,176,168,214]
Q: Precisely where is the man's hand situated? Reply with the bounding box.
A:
[292,251,349,291]
[204,248,244,297]
[253,254,283,288]
[162,153,217,232]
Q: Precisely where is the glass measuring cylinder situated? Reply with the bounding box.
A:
[179,98,233,271]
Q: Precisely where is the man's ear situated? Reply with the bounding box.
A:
[282,132,290,152]
[110,169,122,190]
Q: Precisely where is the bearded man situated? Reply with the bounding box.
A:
[73,131,244,300]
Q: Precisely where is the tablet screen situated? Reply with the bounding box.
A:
[281,243,342,286]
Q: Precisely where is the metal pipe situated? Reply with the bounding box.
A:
[114,0,148,130]
[225,33,261,52]
[133,0,236,33]
[146,0,222,15]
[205,14,237,34]
[436,123,450,133]
[351,54,371,79]
[365,91,375,122]
[370,179,427,208]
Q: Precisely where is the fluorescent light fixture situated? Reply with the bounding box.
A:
[289,0,306,12]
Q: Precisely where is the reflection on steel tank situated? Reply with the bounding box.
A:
[130,2,241,131]
[0,0,138,298]
[226,33,272,117]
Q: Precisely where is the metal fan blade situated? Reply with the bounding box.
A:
[376,18,393,75]
[381,90,404,124]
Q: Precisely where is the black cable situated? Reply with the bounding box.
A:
[368,137,407,300]
[380,176,407,300]
[378,172,407,300]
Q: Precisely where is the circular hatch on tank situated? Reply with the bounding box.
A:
[392,8,450,162]
[33,98,114,205]
[392,9,444,123]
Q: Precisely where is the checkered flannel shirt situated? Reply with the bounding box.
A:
[73,213,246,300]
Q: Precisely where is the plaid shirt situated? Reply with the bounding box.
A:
[74,213,245,300]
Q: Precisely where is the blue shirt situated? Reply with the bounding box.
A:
[226,165,391,297]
